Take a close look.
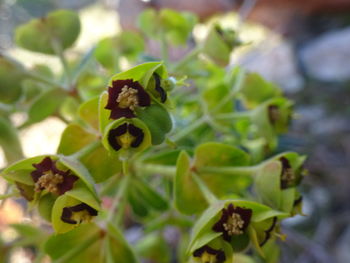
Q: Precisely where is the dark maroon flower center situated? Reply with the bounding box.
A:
[61,203,98,224]
[107,123,144,151]
[260,217,277,246]
[212,203,252,242]
[153,73,167,103]
[31,157,78,195]
[268,105,280,125]
[279,157,295,189]
[105,79,151,119]
[193,245,226,263]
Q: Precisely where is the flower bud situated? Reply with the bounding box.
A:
[202,25,240,66]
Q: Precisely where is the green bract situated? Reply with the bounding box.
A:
[202,25,240,66]
[175,142,251,215]
[102,118,151,157]
[254,152,306,213]
[188,200,288,257]
[15,9,81,54]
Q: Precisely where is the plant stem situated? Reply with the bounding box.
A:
[52,232,100,263]
[0,192,19,201]
[215,111,252,121]
[134,163,176,177]
[26,71,61,87]
[172,116,207,142]
[69,141,101,160]
[212,69,246,114]
[51,38,72,89]
[172,46,202,72]
[107,160,131,225]
[197,165,260,177]
[191,172,218,205]
[132,163,261,178]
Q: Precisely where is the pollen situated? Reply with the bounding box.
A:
[35,171,64,194]
[223,212,245,235]
[116,85,139,110]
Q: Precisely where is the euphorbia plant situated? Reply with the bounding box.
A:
[0,7,306,263]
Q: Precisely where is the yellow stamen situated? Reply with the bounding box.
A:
[223,213,244,235]
[35,171,64,194]
[116,85,139,110]
[117,132,136,149]
[282,167,295,183]
[71,210,93,224]
[200,251,217,263]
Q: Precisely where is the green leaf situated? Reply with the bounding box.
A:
[38,193,56,221]
[45,223,103,262]
[106,222,139,263]
[240,73,281,109]
[159,9,196,45]
[0,55,26,103]
[194,142,252,197]
[98,91,110,133]
[203,83,232,115]
[80,145,122,183]
[79,96,99,131]
[188,201,225,252]
[194,142,249,167]
[137,9,158,40]
[255,161,282,209]
[65,181,100,211]
[27,88,66,124]
[2,155,54,185]
[95,32,144,70]
[51,194,81,234]
[15,9,81,54]
[202,26,232,66]
[57,123,96,155]
[0,116,23,164]
[142,149,181,165]
[128,186,149,217]
[59,96,79,122]
[135,233,171,263]
[136,103,172,145]
[132,177,168,211]
[59,156,97,196]
[11,223,47,247]
[109,61,163,87]
[174,151,207,215]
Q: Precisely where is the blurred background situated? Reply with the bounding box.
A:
[1,0,350,262]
